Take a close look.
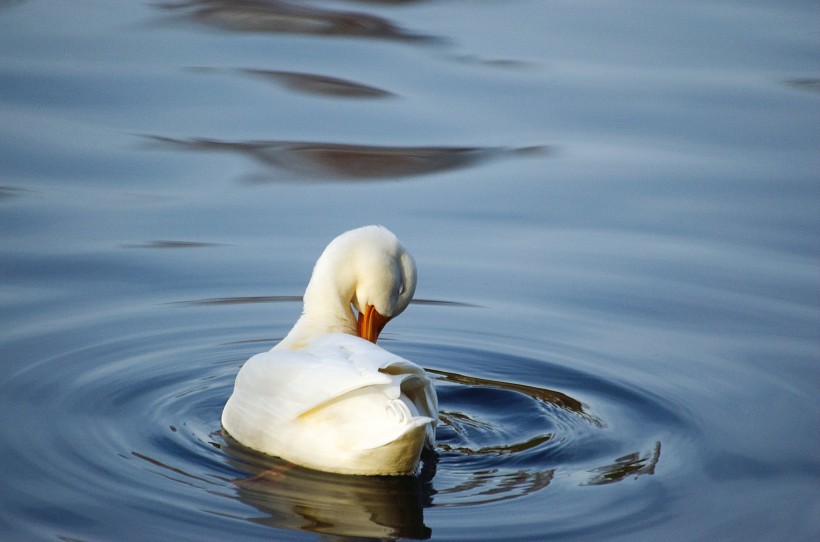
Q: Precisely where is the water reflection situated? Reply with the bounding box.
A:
[785,78,820,94]
[238,69,395,98]
[148,135,547,181]
[40,317,669,542]
[170,295,476,307]
[132,451,218,487]
[430,368,601,425]
[0,186,28,200]
[429,368,580,506]
[451,54,537,70]
[435,468,554,507]
[123,240,225,249]
[0,1,25,13]
[437,432,554,456]
[222,434,433,540]
[586,442,662,485]
[161,0,435,42]
[171,295,304,306]
[189,66,395,99]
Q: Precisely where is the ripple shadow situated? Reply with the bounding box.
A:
[0,186,31,201]
[122,240,227,249]
[146,135,549,182]
[189,66,396,99]
[168,295,477,307]
[785,78,820,94]
[585,441,662,485]
[429,368,601,425]
[158,0,439,42]
[2,306,677,540]
[169,295,304,306]
[239,68,395,98]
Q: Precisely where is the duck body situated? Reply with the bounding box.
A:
[222,333,436,475]
[222,226,438,476]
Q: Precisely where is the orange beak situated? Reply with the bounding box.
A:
[357,304,391,343]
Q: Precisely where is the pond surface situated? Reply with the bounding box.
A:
[1,1,819,540]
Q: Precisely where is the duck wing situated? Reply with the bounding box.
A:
[221,333,437,474]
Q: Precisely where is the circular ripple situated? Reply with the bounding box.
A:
[397,343,681,510]
[0,308,692,541]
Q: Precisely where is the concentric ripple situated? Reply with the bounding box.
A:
[0,302,687,541]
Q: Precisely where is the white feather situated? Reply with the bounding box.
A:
[222,227,437,475]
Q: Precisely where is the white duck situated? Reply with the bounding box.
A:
[222,226,438,476]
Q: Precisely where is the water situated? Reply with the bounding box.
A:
[1,1,818,540]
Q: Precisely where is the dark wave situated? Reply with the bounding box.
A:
[159,0,437,42]
[188,66,395,98]
[122,240,226,249]
[429,368,599,424]
[0,186,29,200]
[786,78,820,94]
[169,295,476,307]
[238,69,395,98]
[585,441,662,485]
[168,295,303,306]
[146,135,549,181]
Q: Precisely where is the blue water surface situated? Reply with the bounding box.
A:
[1,1,818,540]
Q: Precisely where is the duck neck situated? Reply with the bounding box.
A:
[275,258,358,350]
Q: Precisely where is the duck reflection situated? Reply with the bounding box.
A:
[222,433,433,540]
[148,136,546,181]
[160,0,434,42]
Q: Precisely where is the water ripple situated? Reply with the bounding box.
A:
[168,295,477,307]
[238,68,395,98]
[160,0,437,42]
[0,310,684,540]
[786,78,820,94]
[122,240,227,249]
[147,136,548,182]
[188,66,396,98]
[0,186,31,200]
